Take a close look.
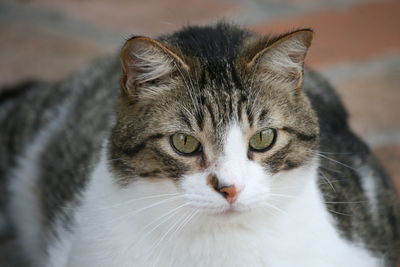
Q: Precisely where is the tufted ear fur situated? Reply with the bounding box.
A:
[247,29,313,88]
[120,37,189,97]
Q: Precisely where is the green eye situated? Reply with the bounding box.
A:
[171,133,201,155]
[249,129,276,152]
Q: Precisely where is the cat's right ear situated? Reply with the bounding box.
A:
[120,36,189,96]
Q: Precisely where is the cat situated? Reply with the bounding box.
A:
[0,23,399,267]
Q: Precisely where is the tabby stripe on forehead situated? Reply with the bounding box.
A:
[230,67,244,91]
[114,134,164,157]
[194,109,204,130]
[179,111,193,131]
[204,102,217,128]
[228,96,233,117]
[236,94,247,122]
[258,109,268,123]
[237,100,242,121]
[246,104,254,126]
[282,127,317,142]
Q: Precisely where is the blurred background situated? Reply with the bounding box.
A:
[0,0,399,264]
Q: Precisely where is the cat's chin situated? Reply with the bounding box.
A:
[193,208,268,228]
[202,205,262,222]
[214,207,243,217]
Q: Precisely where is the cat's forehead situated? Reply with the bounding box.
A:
[171,88,264,150]
[176,68,275,130]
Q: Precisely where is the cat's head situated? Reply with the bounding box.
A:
[109,24,319,223]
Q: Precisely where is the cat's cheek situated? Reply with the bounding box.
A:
[179,172,229,212]
[233,163,272,209]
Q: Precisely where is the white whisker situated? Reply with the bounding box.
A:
[166,209,199,267]
[118,203,189,261]
[261,202,288,216]
[312,151,356,171]
[327,209,353,217]
[148,209,193,267]
[269,193,295,199]
[319,171,336,193]
[94,193,183,211]
[84,196,183,231]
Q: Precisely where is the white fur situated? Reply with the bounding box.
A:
[359,164,378,221]
[46,213,75,267]
[48,124,381,267]
[8,99,72,266]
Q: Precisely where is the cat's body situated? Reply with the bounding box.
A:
[0,23,399,267]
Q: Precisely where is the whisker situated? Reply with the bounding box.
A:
[319,166,345,174]
[317,151,351,155]
[261,202,288,216]
[147,209,193,267]
[94,193,183,211]
[169,209,198,243]
[124,195,182,216]
[319,171,336,193]
[85,196,183,231]
[269,193,295,199]
[118,203,189,260]
[270,179,345,191]
[326,208,353,217]
[166,210,199,267]
[312,151,357,171]
[325,201,367,204]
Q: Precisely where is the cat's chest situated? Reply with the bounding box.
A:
[121,215,378,267]
[67,202,378,267]
[70,219,374,267]
[61,158,380,267]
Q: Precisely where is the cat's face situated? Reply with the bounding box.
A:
[110,27,319,222]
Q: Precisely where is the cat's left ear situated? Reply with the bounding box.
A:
[246,29,313,88]
[120,36,189,96]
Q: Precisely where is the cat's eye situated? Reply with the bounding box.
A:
[170,133,201,155]
[249,128,276,152]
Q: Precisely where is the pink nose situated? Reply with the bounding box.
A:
[218,185,237,204]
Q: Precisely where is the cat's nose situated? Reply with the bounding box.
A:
[218,185,238,204]
[208,175,240,204]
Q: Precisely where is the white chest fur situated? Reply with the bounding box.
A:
[47,153,381,267]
